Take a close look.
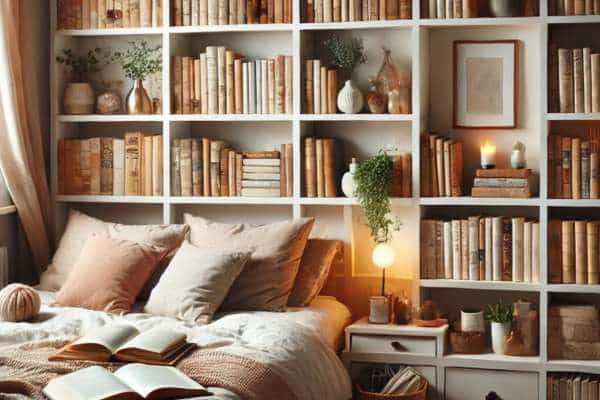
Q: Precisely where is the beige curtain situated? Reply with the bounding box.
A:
[0,1,52,278]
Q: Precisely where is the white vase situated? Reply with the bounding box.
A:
[510,149,526,169]
[63,82,95,114]
[341,158,358,198]
[460,309,485,333]
[491,321,511,354]
[337,80,364,114]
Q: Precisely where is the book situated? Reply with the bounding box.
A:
[435,136,445,196]
[313,59,321,114]
[171,139,181,196]
[558,48,574,113]
[492,216,503,281]
[451,219,462,280]
[471,187,533,198]
[191,138,202,196]
[475,168,532,178]
[473,178,532,188]
[305,137,316,197]
[485,217,493,281]
[584,48,592,113]
[152,136,163,196]
[143,136,153,196]
[210,140,224,195]
[532,222,540,283]
[43,364,207,400]
[200,53,208,114]
[443,140,451,196]
[206,46,218,114]
[562,136,572,198]
[285,56,293,114]
[574,48,584,113]
[315,138,324,197]
[549,219,563,283]
[217,47,227,114]
[449,141,462,196]
[562,220,575,283]
[234,58,243,114]
[468,216,479,281]
[172,56,183,114]
[219,146,230,196]
[502,218,512,281]
[460,219,468,281]
[582,140,591,198]
[523,220,532,282]
[202,138,211,196]
[285,143,293,197]
[113,138,125,196]
[575,220,588,284]
[593,54,600,113]
[327,69,337,114]
[88,138,101,195]
[228,150,236,196]
[226,50,235,114]
[443,221,452,279]
[421,220,437,279]
[180,138,192,197]
[573,137,582,199]
[240,188,280,197]
[124,133,143,196]
[305,60,314,113]
[587,221,599,284]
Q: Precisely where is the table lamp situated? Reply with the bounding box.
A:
[369,242,395,324]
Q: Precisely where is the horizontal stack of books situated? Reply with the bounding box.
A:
[548,131,600,199]
[58,133,163,196]
[172,50,292,115]
[303,0,411,22]
[548,305,600,361]
[471,169,537,198]
[421,216,540,283]
[57,0,163,29]
[419,132,463,197]
[303,60,338,114]
[549,0,600,15]
[553,47,600,114]
[171,138,292,197]
[549,220,600,285]
[171,0,293,25]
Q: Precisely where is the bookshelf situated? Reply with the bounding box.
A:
[50,1,600,399]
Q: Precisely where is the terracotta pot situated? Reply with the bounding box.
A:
[126,79,153,114]
[63,82,95,114]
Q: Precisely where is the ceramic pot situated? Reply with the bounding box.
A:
[460,309,485,333]
[511,149,526,169]
[369,296,390,324]
[63,82,95,114]
[489,0,521,17]
[337,80,364,114]
[491,321,511,354]
[341,158,358,197]
[126,79,153,114]
[96,80,123,114]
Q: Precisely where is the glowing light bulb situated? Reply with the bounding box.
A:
[372,243,395,269]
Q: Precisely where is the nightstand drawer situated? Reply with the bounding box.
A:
[350,334,437,356]
[445,368,538,400]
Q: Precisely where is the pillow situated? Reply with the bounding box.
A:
[288,239,343,307]
[39,209,189,294]
[184,214,314,311]
[54,237,167,314]
[144,241,251,323]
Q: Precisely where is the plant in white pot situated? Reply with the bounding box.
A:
[484,301,513,355]
[56,48,105,114]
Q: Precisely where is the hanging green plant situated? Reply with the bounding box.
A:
[354,151,394,244]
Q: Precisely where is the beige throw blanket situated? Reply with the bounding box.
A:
[0,340,298,400]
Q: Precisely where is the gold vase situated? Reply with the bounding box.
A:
[126,79,152,114]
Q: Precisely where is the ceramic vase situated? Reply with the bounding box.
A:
[491,321,511,354]
[126,79,153,114]
[460,309,485,333]
[63,82,95,114]
[369,296,390,324]
[511,149,526,169]
[96,80,123,114]
[489,0,521,16]
[337,80,364,114]
[341,158,358,197]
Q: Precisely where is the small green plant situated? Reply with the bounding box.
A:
[111,41,162,81]
[56,48,105,82]
[484,302,513,323]
[323,34,366,73]
[354,152,394,244]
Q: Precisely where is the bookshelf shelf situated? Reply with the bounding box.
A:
[170,196,295,205]
[546,360,600,374]
[420,279,542,291]
[56,27,164,36]
[419,197,540,206]
[299,20,414,30]
[546,112,600,120]
[299,113,414,121]
[169,24,293,34]
[55,195,166,204]
[547,199,600,207]
[169,114,294,122]
[418,17,540,27]
[546,284,600,293]
[546,15,600,24]
[57,114,164,122]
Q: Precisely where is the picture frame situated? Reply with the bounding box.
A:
[453,40,518,129]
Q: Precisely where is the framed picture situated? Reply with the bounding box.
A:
[453,40,518,129]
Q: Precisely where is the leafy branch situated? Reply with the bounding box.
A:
[323,34,367,73]
[56,48,107,82]
[111,41,162,81]
[484,302,513,323]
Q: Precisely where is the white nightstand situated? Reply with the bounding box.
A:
[342,317,448,399]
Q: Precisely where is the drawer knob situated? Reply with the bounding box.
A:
[390,341,406,352]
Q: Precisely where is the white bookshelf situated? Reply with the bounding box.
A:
[50,2,600,398]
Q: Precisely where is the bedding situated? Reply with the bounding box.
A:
[0,290,352,400]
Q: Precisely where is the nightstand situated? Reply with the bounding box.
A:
[342,317,448,399]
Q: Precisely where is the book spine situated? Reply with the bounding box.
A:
[200,0,209,23]
[471,186,532,198]
[323,138,336,197]
[549,43,559,112]
[305,60,314,113]
[454,0,462,17]
[324,0,333,20]
[100,137,113,195]
[124,133,143,195]
[248,61,256,114]
[242,62,249,114]
[549,219,563,283]
[208,0,218,23]
[280,144,287,197]
[435,137,444,196]
[484,217,493,281]
[562,220,575,283]
[315,138,324,197]
[342,0,349,20]
[313,59,321,114]
[140,0,152,25]
[229,0,237,23]
[420,220,436,279]
[268,59,275,114]
[320,66,328,114]
[575,220,588,284]
[57,139,66,194]
[420,134,431,197]
[143,135,153,196]
[228,150,236,196]
[217,47,226,114]
[479,217,485,281]
[182,56,192,114]
[274,0,283,21]
[584,48,592,113]
[218,147,229,196]
[572,137,581,199]
[443,140,451,197]
[275,56,285,114]
[172,56,183,114]
[285,143,293,197]
[261,60,268,114]
[202,138,211,196]
[588,221,599,284]
[206,47,218,114]
[460,219,468,281]
[255,60,262,114]
[445,0,452,17]
[429,0,437,17]
[179,138,192,196]
[390,154,402,197]
[78,139,89,194]
[591,151,599,199]
[113,138,125,196]
[451,220,462,280]
[327,69,337,114]
[449,141,463,196]
[236,153,243,195]
[192,0,200,24]
[210,140,223,196]
[237,0,245,22]
[89,138,101,195]
[82,0,91,28]
[468,216,479,281]
[241,180,280,188]
[387,0,399,17]
[562,136,572,198]
[582,140,591,199]
[558,48,574,113]
[501,218,512,281]
[152,135,163,196]
[574,48,584,113]
[226,50,235,114]
[200,53,208,114]
[192,138,202,196]
[127,0,138,27]
[234,58,243,114]
[435,221,443,278]
[193,59,201,113]
[401,153,411,197]
[523,221,532,283]
[429,135,438,196]
[575,0,585,13]
[565,0,574,14]
[285,56,293,114]
[492,216,503,281]
[532,222,539,283]
[593,54,600,113]
[217,0,229,23]
[473,178,529,188]
[305,137,316,197]
[443,221,452,279]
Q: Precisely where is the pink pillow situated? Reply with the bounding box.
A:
[55,237,168,314]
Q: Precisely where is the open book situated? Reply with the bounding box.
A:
[49,324,195,365]
[43,364,209,400]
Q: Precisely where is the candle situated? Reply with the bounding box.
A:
[480,142,496,169]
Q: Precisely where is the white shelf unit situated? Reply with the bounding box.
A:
[49,2,600,398]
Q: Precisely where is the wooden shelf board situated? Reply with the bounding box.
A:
[299,20,414,30]
[546,15,600,24]
[170,196,294,205]
[299,113,414,121]
[169,114,293,122]
[169,24,293,34]
[55,27,163,36]
[419,17,540,27]
[57,114,163,122]
[546,284,600,293]
[420,197,540,206]
[55,195,165,204]
[546,112,600,120]
[547,199,600,207]
[443,353,542,371]
[546,360,600,374]
[0,205,16,216]
[420,279,541,291]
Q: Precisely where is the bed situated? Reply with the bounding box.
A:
[0,290,353,400]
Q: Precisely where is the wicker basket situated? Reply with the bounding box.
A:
[356,380,428,400]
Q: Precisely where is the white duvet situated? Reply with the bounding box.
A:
[0,292,353,400]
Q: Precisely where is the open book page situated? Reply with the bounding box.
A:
[114,364,208,399]
[43,366,138,400]
[116,328,186,356]
[72,324,140,354]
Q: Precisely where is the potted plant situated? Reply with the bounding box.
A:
[484,301,513,354]
[111,40,162,114]
[323,34,366,114]
[56,48,105,114]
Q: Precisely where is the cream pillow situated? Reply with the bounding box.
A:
[184,215,314,311]
[144,241,251,323]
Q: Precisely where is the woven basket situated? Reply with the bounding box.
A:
[356,380,428,400]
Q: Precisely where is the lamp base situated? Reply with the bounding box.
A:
[368,296,390,324]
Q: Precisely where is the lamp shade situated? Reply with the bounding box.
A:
[372,243,395,269]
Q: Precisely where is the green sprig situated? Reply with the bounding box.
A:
[484,302,513,323]
[323,34,366,73]
[111,41,162,81]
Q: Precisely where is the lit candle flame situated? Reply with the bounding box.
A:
[481,142,496,154]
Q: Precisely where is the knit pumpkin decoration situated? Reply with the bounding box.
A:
[0,283,41,322]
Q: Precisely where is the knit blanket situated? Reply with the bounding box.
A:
[0,339,297,400]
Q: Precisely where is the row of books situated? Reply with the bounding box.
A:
[171,51,292,115]
[555,47,600,114]
[419,0,478,18]
[172,0,293,25]
[550,0,600,15]
[171,138,293,197]
[57,0,163,30]
[547,374,600,399]
[549,220,600,285]
[57,134,163,196]
[304,60,338,114]
[548,132,600,199]
[421,217,540,283]
[304,0,411,22]
[419,132,463,197]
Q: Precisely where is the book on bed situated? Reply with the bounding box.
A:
[49,324,196,365]
[43,364,209,400]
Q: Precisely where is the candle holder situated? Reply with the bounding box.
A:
[480,142,496,169]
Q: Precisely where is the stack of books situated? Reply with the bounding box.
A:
[548,131,600,199]
[471,169,537,198]
[303,60,338,114]
[172,50,292,115]
[57,0,163,29]
[548,305,600,361]
[421,216,540,283]
[549,0,600,16]
[303,0,411,22]
[58,133,163,197]
[419,132,463,197]
[552,47,600,114]
[548,219,600,285]
[171,0,293,25]
[171,138,292,197]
